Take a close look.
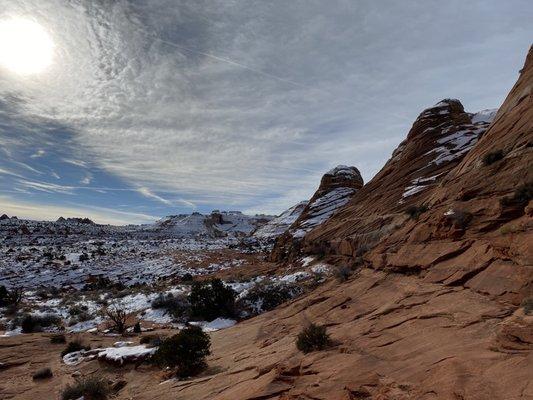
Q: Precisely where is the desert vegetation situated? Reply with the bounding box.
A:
[405,204,428,220]
[61,338,90,357]
[500,182,533,208]
[61,376,110,400]
[296,323,331,353]
[189,279,237,321]
[482,149,504,165]
[152,325,211,377]
[32,367,53,380]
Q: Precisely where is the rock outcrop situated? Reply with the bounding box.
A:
[301,47,533,306]
[271,165,363,260]
[272,99,496,263]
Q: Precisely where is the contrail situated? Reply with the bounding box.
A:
[134,25,309,89]
[133,25,412,122]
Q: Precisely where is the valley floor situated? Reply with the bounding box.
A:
[1,267,532,400]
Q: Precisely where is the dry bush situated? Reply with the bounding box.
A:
[296,323,331,353]
[102,303,133,334]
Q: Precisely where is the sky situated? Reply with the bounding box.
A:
[0,1,531,225]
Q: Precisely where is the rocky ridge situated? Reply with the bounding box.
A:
[276,98,499,262]
[271,165,363,260]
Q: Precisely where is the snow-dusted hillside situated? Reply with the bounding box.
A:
[286,165,364,239]
[147,211,274,238]
[252,201,308,240]
[0,210,274,245]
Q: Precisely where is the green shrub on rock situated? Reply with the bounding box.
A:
[296,323,331,353]
[152,325,211,378]
[189,279,236,321]
[61,376,109,400]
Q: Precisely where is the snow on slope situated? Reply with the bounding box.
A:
[150,211,273,238]
[253,201,308,240]
[471,108,498,124]
[291,187,355,238]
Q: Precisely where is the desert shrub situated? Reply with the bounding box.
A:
[83,276,125,292]
[482,149,504,165]
[32,367,53,380]
[68,304,89,316]
[522,297,533,315]
[36,287,60,300]
[61,339,90,357]
[140,334,164,347]
[102,304,131,334]
[189,279,236,321]
[50,333,67,344]
[296,323,331,353]
[0,285,23,307]
[20,314,61,333]
[61,376,110,400]
[67,304,92,326]
[334,265,352,282]
[68,311,92,326]
[0,285,8,306]
[151,293,190,321]
[447,210,473,229]
[239,283,300,316]
[500,182,533,208]
[405,204,428,220]
[152,326,211,377]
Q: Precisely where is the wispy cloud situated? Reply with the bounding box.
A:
[0,0,531,218]
[80,173,92,185]
[19,180,74,194]
[137,187,172,206]
[30,149,45,158]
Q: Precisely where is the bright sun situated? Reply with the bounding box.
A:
[0,18,54,75]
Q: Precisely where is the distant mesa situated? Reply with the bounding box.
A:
[56,217,95,224]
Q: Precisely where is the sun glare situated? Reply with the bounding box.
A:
[0,18,54,75]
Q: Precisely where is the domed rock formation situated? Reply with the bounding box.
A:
[271,165,363,260]
[271,99,496,262]
[284,97,498,262]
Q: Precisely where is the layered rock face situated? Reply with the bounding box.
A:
[299,46,533,307]
[299,99,498,261]
[287,47,532,307]
[357,47,533,306]
[271,165,363,260]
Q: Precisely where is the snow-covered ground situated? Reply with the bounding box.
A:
[0,210,331,336]
[0,237,243,288]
